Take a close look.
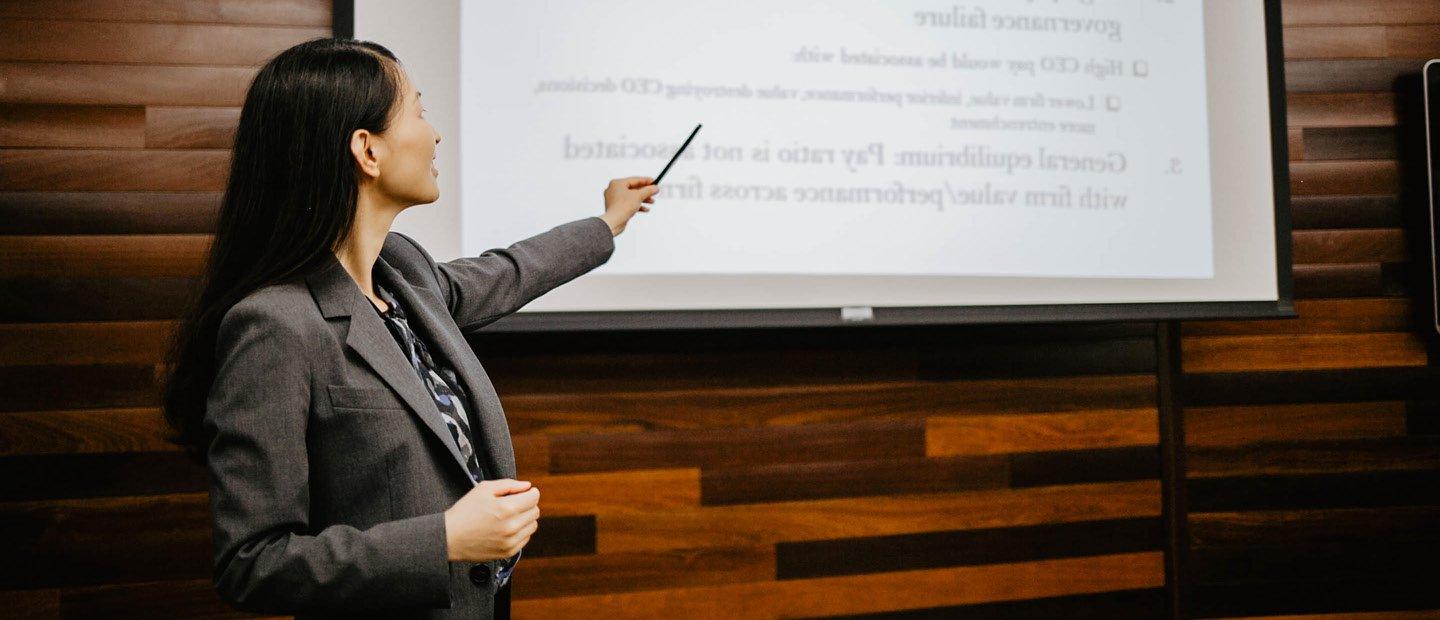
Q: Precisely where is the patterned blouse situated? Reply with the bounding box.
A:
[370,281,521,588]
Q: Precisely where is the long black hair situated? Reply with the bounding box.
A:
[162,38,405,460]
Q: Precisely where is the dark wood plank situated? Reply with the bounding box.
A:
[1296,263,1405,299]
[1292,263,1388,298]
[1192,577,1440,618]
[146,107,239,149]
[503,375,1155,437]
[0,451,205,500]
[0,103,143,148]
[1186,469,1440,512]
[1189,506,1440,548]
[515,552,1163,617]
[598,480,1160,554]
[1287,92,1395,127]
[0,321,174,367]
[548,418,925,474]
[0,19,327,66]
[1008,445,1159,488]
[1283,1,1440,26]
[775,517,1161,580]
[0,364,158,412]
[812,588,1166,620]
[0,0,330,26]
[699,455,1009,506]
[1193,542,1439,589]
[512,546,774,601]
[1187,436,1440,478]
[1285,59,1428,92]
[1290,195,1401,229]
[1384,24,1440,58]
[0,408,173,456]
[1186,402,1410,447]
[1301,126,1398,160]
[1299,228,1407,265]
[56,578,261,620]
[1183,298,1414,336]
[1184,366,1439,407]
[0,62,256,106]
[0,235,210,277]
[1284,26,1386,60]
[1290,160,1399,195]
[524,515,596,559]
[0,149,229,191]
[0,191,220,235]
[0,276,200,322]
[0,493,212,588]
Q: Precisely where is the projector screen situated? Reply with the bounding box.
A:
[346,0,1293,330]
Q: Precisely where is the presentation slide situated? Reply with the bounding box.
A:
[463,1,1214,280]
[355,0,1282,317]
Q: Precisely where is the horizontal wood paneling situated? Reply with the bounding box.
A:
[0,63,255,106]
[4,1,1439,618]
[0,149,229,191]
[0,0,330,26]
[0,19,327,65]
[0,104,144,148]
[0,191,220,235]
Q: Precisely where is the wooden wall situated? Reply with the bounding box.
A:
[0,0,1436,618]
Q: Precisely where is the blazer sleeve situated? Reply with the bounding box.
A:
[404,215,615,334]
[205,300,452,614]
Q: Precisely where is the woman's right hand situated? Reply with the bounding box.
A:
[443,479,540,562]
[600,176,660,237]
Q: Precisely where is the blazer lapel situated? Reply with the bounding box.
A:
[373,256,517,480]
[306,254,477,485]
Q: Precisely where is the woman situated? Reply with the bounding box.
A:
[161,38,656,618]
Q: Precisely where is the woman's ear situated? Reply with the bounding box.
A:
[350,128,381,179]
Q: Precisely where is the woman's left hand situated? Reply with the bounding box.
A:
[600,176,659,237]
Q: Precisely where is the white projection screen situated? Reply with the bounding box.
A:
[345,0,1293,331]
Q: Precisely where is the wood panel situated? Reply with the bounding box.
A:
[0,20,327,65]
[2,1,1439,618]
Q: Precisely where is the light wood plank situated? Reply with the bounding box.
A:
[926,409,1158,457]
[525,468,701,516]
[1182,332,1427,372]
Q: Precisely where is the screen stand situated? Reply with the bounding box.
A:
[1156,320,1190,619]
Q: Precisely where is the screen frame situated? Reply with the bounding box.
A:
[336,0,1296,332]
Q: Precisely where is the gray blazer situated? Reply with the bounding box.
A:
[204,216,615,618]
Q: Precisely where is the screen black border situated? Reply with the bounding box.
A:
[336,0,1296,332]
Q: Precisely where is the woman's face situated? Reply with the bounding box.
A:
[368,68,442,207]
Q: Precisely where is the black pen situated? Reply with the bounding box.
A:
[654,123,702,185]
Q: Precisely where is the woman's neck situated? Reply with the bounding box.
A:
[334,190,403,307]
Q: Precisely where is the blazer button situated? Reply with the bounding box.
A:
[469,563,488,586]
